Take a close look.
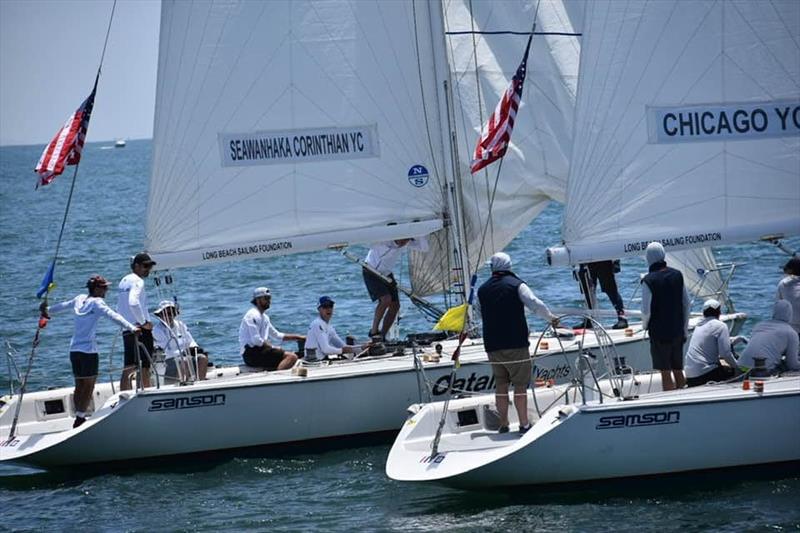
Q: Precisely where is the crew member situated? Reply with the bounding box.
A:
[363,236,428,340]
[776,257,800,337]
[41,275,139,427]
[738,300,799,374]
[477,252,559,434]
[684,299,738,387]
[238,287,303,371]
[641,242,690,391]
[577,260,628,329]
[153,300,208,381]
[118,252,156,390]
[304,296,367,362]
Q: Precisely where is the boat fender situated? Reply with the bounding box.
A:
[557,405,578,419]
[407,404,423,416]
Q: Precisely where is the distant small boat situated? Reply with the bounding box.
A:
[114,139,126,148]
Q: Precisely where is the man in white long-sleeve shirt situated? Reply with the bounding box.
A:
[684,299,738,387]
[42,275,139,427]
[776,257,800,336]
[239,287,303,371]
[363,237,428,339]
[153,300,208,381]
[477,252,559,434]
[118,252,156,390]
[304,296,366,361]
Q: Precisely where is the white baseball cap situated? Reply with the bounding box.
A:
[154,299,177,314]
[252,287,271,302]
[489,252,512,272]
[702,298,721,311]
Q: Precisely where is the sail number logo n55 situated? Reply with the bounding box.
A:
[647,100,799,144]
[219,125,379,167]
[408,165,429,188]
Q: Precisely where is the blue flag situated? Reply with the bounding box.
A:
[36,260,55,298]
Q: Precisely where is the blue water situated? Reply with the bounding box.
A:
[1,140,798,531]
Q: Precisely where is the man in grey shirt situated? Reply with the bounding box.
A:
[684,299,738,387]
[738,300,800,374]
[776,257,800,337]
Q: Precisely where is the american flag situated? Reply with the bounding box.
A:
[470,34,533,174]
[34,81,97,188]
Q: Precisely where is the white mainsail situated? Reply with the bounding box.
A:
[547,0,800,266]
[410,0,581,296]
[145,0,456,270]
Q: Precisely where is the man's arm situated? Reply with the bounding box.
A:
[518,283,558,324]
[641,282,652,330]
[784,328,800,371]
[43,297,77,317]
[682,284,691,339]
[96,299,138,332]
[716,322,737,368]
[127,280,148,324]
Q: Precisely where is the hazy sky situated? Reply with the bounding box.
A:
[0,0,160,146]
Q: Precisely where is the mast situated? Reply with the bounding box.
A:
[427,0,472,310]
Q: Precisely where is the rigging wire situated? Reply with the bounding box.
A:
[7,0,118,441]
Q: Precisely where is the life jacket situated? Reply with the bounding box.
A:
[478,272,529,352]
[642,262,685,340]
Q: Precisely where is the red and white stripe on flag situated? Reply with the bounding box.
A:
[470,36,532,174]
[34,88,96,188]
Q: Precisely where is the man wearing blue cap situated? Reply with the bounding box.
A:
[238,287,303,371]
[304,296,368,362]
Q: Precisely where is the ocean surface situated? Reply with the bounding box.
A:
[0,140,798,531]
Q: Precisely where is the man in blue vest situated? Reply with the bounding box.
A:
[477,252,559,434]
[641,242,691,391]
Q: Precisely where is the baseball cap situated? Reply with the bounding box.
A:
[317,296,335,308]
[489,252,512,272]
[645,242,665,266]
[702,298,721,311]
[132,252,157,268]
[154,299,177,314]
[251,287,271,303]
[86,275,111,290]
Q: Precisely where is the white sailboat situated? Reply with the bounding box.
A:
[0,0,746,468]
[387,0,800,488]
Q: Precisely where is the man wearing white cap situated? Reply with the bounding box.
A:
[238,287,303,371]
[684,299,738,387]
[477,252,559,434]
[641,242,691,391]
[153,300,208,381]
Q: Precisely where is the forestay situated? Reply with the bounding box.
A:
[548,0,800,266]
[146,0,454,270]
[409,0,581,295]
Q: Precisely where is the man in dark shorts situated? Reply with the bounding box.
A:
[577,260,628,329]
[362,237,428,339]
[118,252,157,390]
[641,242,690,391]
[41,275,139,427]
[238,286,302,371]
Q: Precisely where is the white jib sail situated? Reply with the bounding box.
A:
[410,0,581,296]
[146,0,455,270]
[548,0,800,266]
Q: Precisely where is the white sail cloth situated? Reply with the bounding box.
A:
[146,0,455,270]
[409,0,582,296]
[549,0,800,266]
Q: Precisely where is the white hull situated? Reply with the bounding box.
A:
[0,314,743,468]
[386,372,800,488]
